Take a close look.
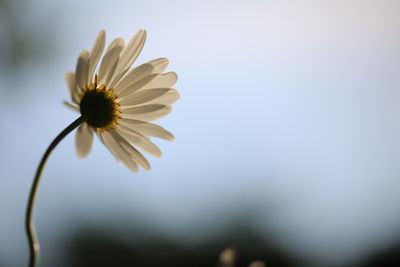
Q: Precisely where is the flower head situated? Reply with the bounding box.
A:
[64,30,179,172]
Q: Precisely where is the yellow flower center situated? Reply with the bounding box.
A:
[79,76,120,130]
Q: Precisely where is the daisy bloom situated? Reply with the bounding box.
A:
[64,30,179,172]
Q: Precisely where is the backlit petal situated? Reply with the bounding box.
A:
[145,89,180,105]
[75,50,90,89]
[100,131,139,172]
[105,37,125,54]
[146,57,169,74]
[114,63,154,94]
[116,125,162,157]
[63,101,79,111]
[119,118,174,141]
[117,74,158,99]
[75,123,93,158]
[88,30,105,82]
[65,72,80,103]
[98,45,123,85]
[141,72,178,90]
[119,88,171,106]
[110,131,151,170]
[109,30,147,88]
[121,105,172,122]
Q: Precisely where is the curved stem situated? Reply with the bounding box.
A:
[26,116,86,267]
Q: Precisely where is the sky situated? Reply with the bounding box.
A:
[1,1,400,266]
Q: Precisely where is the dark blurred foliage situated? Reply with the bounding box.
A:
[356,241,400,267]
[60,220,400,267]
[62,221,297,267]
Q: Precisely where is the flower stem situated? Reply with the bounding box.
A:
[26,115,86,267]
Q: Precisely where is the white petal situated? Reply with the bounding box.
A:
[119,119,174,141]
[110,131,151,170]
[88,30,106,82]
[96,131,120,162]
[108,30,147,88]
[146,58,169,74]
[105,37,125,54]
[119,88,171,106]
[65,72,80,103]
[146,89,180,105]
[75,123,93,158]
[116,125,162,157]
[63,101,79,111]
[121,105,172,122]
[131,88,180,106]
[98,45,123,85]
[141,72,178,90]
[75,50,90,90]
[114,63,154,94]
[121,104,167,114]
[117,74,158,99]
[100,131,138,172]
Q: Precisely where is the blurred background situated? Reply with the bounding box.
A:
[1,0,400,266]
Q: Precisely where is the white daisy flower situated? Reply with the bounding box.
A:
[64,30,179,172]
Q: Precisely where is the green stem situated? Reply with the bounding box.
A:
[26,116,86,267]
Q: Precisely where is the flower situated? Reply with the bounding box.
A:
[64,30,179,172]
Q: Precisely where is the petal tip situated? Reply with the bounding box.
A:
[166,132,175,141]
[76,150,88,158]
[65,72,74,79]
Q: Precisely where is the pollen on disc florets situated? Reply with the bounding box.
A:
[79,75,120,130]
